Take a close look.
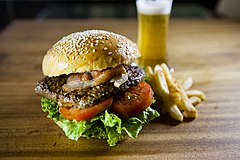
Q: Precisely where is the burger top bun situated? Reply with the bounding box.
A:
[42,30,140,77]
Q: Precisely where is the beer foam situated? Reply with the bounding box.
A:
[136,0,172,15]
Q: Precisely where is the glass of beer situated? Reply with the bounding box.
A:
[136,0,173,67]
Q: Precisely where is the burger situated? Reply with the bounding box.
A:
[35,30,159,146]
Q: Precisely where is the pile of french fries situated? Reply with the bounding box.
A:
[146,64,206,122]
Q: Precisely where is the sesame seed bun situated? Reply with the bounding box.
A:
[42,30,140,77]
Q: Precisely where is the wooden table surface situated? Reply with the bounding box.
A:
[0,19,240,159]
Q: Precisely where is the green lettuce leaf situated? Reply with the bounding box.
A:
[41,97,160,146]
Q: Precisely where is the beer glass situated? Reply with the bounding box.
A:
[136,0,173,67]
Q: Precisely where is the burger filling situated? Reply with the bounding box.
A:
[35,65,145,117]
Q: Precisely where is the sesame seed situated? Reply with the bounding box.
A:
[108,52,112,55]
[93,49,96,53]
[103,47,108,51]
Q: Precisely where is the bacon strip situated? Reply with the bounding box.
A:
[63,65,126,91]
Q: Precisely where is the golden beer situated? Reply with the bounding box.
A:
[136,0,172,67]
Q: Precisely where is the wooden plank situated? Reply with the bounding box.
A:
[0,19,240,159]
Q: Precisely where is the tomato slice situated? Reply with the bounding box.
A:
[59,97,113,121]
[110,81,153,119]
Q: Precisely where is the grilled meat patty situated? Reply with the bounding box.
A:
[35,65,144,109]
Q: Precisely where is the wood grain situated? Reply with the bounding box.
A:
[0,19,240,159]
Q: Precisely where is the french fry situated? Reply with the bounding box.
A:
[154,64,162,73]
[168,104,183,122]
[182,109,198,118]
[179,86,197,112]
[182,77,193,91]
[146,66,154,76]
[186,90,206,100]
[154,69,169,96]
[189,96,202,106]
[170,92,181,104]
[161,64,176,87]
